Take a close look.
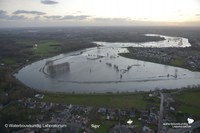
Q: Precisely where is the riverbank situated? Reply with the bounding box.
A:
[119,47,200,72]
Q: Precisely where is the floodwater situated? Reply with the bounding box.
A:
[15,34,200,93]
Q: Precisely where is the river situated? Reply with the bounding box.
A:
[14,34,200,93]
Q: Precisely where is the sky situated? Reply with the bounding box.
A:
[0,0,200,27]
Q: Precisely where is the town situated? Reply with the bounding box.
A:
[1,87,199,133]
[120,47,200,71]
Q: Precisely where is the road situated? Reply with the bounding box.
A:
[158,93,164,133]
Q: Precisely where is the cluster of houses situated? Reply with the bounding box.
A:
[97,106,158,133]
[16,94,93,133]
[186,56,200,69]
[130,48,173,64]
[12,93,162,133]
[129,47,200,71]
[10,90,193,133]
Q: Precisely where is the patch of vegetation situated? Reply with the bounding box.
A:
[43,93,148,109]
[171,58,185,67]
[15,39,62,57]
[178,106,199,115]
[173,89,200,115]
[33,40,62,57]
[0,58,16,65]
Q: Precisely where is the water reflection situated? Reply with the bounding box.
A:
[45,60,70,78]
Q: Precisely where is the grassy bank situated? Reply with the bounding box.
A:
[173,89,200,115]
[42,92,155,109]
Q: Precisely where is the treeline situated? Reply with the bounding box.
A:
[91,32,165,42]
[0,66,36,132]
[61,40,95,52]
[0,38,33,63]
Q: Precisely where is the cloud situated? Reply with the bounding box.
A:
[43,15,90,21]
[9,15,26,20]
[0,10,6,15]
[44,15,62,20]
[13,10,46,15]
[34,16,41,21]
[196,14,200,16]
[0,10,27,21]
[41,0,58,5]
[93,17,131,23]
[62,15,90,20]
[0,10,8,19]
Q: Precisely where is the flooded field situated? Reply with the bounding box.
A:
[15,34,200,93]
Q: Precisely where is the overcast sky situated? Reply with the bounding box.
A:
[0,0,200,27]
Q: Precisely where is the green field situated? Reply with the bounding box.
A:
[42,92,150,109]
[16,39,62,57]
[171,58,185,67]
[0,57,16,64]
[33,40,62,57]
[174,89,200,115]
